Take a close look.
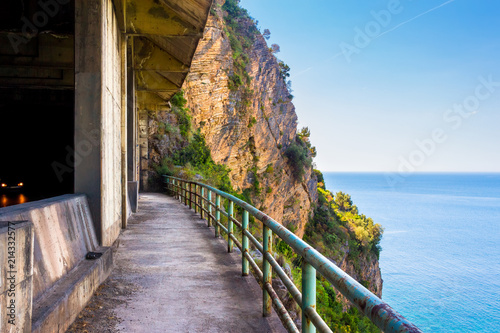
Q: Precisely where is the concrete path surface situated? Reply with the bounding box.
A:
[67,193,286,333]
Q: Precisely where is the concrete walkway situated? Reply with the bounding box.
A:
[69,193,286,333]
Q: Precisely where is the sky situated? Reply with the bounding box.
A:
[239,0,500,172]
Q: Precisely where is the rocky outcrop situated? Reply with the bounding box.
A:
[181,2,317,238]
[339,252,383,299]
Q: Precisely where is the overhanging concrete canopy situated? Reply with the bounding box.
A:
[122,0,212,103]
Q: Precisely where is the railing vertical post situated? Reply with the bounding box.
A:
[242,210,249,276]
[197,184,201,213]
[302,262,317,333]
[201,187,205,219]
[183,181,187,205]
[207,190,212,227]
[198,185,201,213]
[195,185,201,214]
[194,184,197,212]
[215,194,220,238]
[263,225,272,317]
[228,200,234,253]
[189,182,193,210]
[176,179,179,201]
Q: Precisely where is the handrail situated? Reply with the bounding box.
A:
[164,176,422,333]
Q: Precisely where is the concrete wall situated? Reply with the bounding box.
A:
[0,195,99,303]
[0,194,113,332]
[0,221,33,333]
[75,0,124,246]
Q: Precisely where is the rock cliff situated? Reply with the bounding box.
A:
[181,1,317,239]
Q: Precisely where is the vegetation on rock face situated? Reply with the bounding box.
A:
[306,170,383,261]
[153,91,233,192]
[222,0,258,92]
[284,135,312,181]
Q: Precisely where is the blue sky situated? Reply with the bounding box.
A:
[239,0,500,172]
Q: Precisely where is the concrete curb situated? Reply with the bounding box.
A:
[31,246,113,333]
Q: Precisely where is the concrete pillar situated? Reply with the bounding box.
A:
[75,0,123,246]
[138,110,149,191]
[121,35,128,229]
[74,0,104,242]
[126,37,139,212]
[127,37,137,182]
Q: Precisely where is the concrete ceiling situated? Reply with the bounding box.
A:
[0,0,213,106]
[122,0,213,110]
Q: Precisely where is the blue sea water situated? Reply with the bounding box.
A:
[322,172,500,333]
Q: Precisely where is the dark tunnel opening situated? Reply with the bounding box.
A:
[0,89,75,206]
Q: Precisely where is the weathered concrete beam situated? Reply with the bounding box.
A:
[158,0,213,30]
[134,37,189,72]
[0,33,74,68]
[126,0,201,36]
[135,70,179,91]
[0,33,75,89]
[136,91,168,111]
[0,68,74,88]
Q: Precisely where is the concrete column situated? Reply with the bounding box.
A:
[127,37,137,182]
[138,110,149,191]
[121,34,128,229]
[74,0,104,242]
[75,0,123,246]
[126,37,139,213]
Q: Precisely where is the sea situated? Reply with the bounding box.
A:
[322,172,500,333]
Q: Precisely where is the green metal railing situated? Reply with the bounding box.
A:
[164,176,422,333]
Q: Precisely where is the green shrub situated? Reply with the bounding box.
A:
[171,91,191,138]
[228,73,243,90]
[284,135,312,181]
[248,116,257,128]
[222,0,258,94]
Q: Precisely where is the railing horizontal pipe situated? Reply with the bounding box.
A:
[264,282,300,333]
[229,233,242,252]
[244,251,263,280]
[263,252,302,307]
[230,215,242,229]
[217,221,228,235]
[243,229,263,253]
[166,177,422,333]
[304,306,333,333]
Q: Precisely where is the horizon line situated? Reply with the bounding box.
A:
[320,171,500,174]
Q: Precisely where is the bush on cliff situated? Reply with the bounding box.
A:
[284,135,312,181]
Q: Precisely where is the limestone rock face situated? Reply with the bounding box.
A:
[339,251,383,300]
[182,4,317,238]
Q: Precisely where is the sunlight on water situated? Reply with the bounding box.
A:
[323,173,500,333]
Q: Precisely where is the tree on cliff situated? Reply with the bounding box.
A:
[263,28,271,40]
[334,191,354,212]
[270,43,280,53]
